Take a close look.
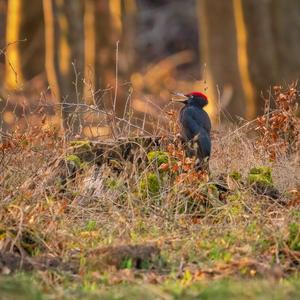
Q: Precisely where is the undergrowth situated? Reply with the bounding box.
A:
[0,84,299,299]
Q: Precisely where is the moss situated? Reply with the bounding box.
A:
[227,192,243,216]
[206,184,221,203]
[147,151,169,167]
[120,257,133,269]
[227,191,242,202]
[139,172,161,196]
[65,154,81,168]
[105,178,123,190]
[247,166,273,187]
[70,140,92,151]
[80,161,88,169]
[288,223,300,251]
[230,204,243,216]
[85,220,97,231]
[229,171,242,181]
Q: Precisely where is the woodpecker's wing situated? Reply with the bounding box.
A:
[197,128,211,158]
[180,106,211,137]
[180,106,211,157]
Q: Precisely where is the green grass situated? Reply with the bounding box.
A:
[1,275,300,300]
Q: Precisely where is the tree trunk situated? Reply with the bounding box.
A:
[0,0,7,90]
[121,0,137,76]
[43,0,85,136]
[198,0,247,120]
[94,0,134,119]
[271,0,300,82]
[4,0,44,88]
[5,0,24,89]
[242,0,278,114]
[94,0,114,110]
[19,0,44,80]
[0,0,7,54]
[83,0,96,103]
[232,0,256,119]
[242,0,300,114]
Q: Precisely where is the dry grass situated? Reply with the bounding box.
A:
[0,84,299,299]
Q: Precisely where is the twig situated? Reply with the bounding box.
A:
[112,40,120,139]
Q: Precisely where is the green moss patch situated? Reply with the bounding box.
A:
[139,172,161,196]
[70,140,92,151]
[229,171,242,181]
[65,154,81,168]
[288,222,300,251]
[147,151,169,167]
[247,166,273,187]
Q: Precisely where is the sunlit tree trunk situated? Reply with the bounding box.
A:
[43,0,84,136]
[5,0,24,89]
[232,0,256,119]
[198,0,247,120]
[5,0,44,89]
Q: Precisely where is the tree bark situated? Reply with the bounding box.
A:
[94,0,135,118]
[43,0,85,136]
[83,0,96,103]
[198,0,247,120]
[19,0,44,80]
[94,0,114,110]
[4,0,44,88]
[242,0,278,113]
[0,0,7,55]
[271,0,300,82]
[5,0,24,89]
[121,0,137,76]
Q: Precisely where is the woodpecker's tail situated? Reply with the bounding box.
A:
[192,129,211,160]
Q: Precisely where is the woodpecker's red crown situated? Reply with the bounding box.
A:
[185,92,208,101]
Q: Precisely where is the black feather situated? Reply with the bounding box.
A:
[179,94,212,169]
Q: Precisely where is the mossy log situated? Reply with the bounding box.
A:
[3,136,174,202]
[69,136,171,165]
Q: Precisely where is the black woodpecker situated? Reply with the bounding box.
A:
[174,91,211,170]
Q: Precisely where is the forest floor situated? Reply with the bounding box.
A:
[0,87,300,300]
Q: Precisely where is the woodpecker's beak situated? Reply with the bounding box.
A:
[170,92,188,103]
